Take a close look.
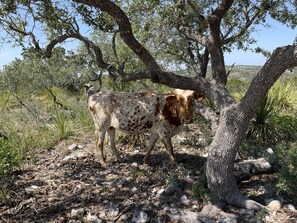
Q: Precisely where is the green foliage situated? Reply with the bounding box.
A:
[269,78,297,112]
[246,95,281,144]
[227,78,249,101]
[246,78,297,144]
[47,106,79,140]
[275,143,297,197]
[0,134,25,177]
[0,92,13,112]
[192,174,210,202]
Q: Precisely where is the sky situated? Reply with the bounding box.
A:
[0,18,296,69]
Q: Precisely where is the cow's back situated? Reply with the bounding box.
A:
[88,91,165,134]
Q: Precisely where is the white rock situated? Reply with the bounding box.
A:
[131,187,138,192]
[86,212,102,223]
[63,150,86,161]
[180,195,189,205]
[133,149,140,154]
[68,144,78,151]
[156,188,165,197]
[131,211,149,223]
[70,208,84,218]
[284,204,296,211]
[267,200,281,211]
[25,185,39,192]
[108,204,119,217]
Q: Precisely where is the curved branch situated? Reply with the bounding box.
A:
[73,0,162,80]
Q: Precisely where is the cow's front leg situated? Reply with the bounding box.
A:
[143,133,159,165]
[95,128,107,166]
[162,133,176,164]
[107,127,121,161]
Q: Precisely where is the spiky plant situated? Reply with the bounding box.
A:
[47,106,79,140]
[246,95,282,144]
[246,78,297,144]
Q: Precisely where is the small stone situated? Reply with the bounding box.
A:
[284,204,296,211]
[267,200,281,211]
[220,217,237,223]
[70,208,84,218]
[86,212,102,223]
[63,150,86,161]
[68,144,78,151]
[133,149,140,154]
[156,188,165,197]
[180,195,189,205]
[108,204,119,217]
[131,187,138,192]
[131,211,149,223]
[25,185,39,192]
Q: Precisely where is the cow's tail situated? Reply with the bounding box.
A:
[84,84,96,98]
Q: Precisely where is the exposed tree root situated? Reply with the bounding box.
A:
[227,192,267,211]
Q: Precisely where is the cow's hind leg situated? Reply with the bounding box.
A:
[95,128,107,166]
[107,127,121,161]
[143,133,159,165]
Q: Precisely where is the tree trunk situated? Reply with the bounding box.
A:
[206,105,265,209]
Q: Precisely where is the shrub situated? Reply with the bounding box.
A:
[275,143,297,197]
[0,134,25,177]
[192,174,210,202]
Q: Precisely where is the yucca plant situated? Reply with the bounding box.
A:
[47,106,78,140]
[246,78,297,144]
[246,95,282,144]
[269,78,297,112]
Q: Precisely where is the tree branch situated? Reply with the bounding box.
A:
[73,0,162,82]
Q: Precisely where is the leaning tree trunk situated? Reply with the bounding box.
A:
[206,105,265,210]
[206,45,297,209]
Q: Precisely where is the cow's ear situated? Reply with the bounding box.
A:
[194,92,206,101]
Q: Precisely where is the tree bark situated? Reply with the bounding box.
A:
[207,45,297,209]
[206,105,265,209]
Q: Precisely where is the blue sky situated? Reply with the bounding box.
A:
[0,18,296,69]
[224,19,297,66]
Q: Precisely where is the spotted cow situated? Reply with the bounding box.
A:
[84,84,204,166]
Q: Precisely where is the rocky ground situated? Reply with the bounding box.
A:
[0,126,297,223]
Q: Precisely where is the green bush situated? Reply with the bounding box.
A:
[192,174,210,202]
[275,143,297,197]
[0,135,25,177]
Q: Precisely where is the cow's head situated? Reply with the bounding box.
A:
[84,84,96,98]
[163,89,205,125]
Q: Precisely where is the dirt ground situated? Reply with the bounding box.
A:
[0,128,297,223]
